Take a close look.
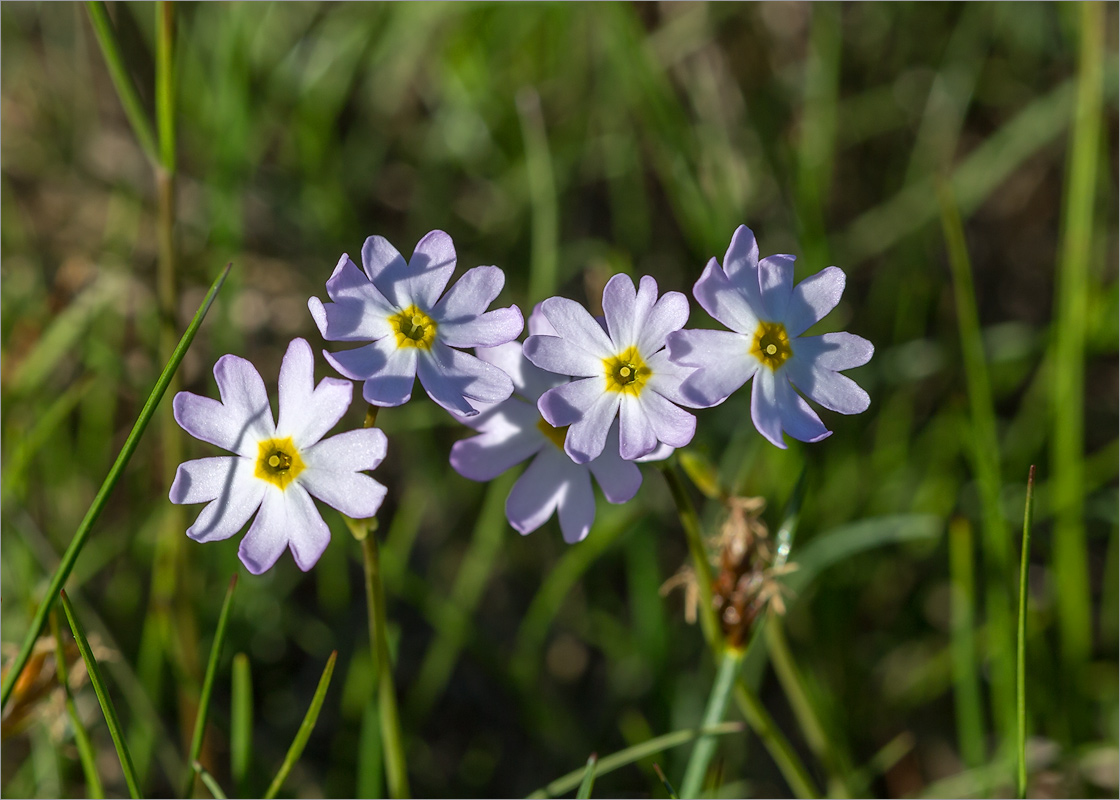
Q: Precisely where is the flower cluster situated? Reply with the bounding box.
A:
[170,226,872,572]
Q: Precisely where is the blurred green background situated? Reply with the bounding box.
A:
[2,2,1117,797]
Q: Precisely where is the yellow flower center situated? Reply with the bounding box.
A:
[602,346,652,396]
[750,321,791,370]
[389,305,437,350]
[537,417,569,451]
[254,436,306,490]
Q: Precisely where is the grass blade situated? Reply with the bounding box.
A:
[49,612,104,799]
[1,262,231,712]
[517,87,560,303]
[527,722,745,799]
[652,763,679,800]
[60,591,140,799]
[263,650,338,800]
[1017,466,1036,799]
[230,653,253,796]
[183,574,239,798]
[948,518,985,769]
[193,761,228,800]
[680,648,745,798]
[576,754,598,799]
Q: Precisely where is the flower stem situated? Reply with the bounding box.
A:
[680,646,744,798]
[1016,466,1036,799]
[657,462,719,644]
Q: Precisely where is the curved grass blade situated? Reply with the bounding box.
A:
[183,574,239,798]
[1016,466,1036,799]
[193,761,228,800]
[1,263,232,712]
[50,612,104,799]
[576,754,598,799]
[60,591,141,799]
[230,653,253,796]
[263,651,338,800]
[527,722,744,799]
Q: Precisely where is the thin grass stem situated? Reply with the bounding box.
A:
[193,762,228,800]
[517,87,559,303]
[657,461,719,644]
[576,754,598,800]
[681,647,744,797]
[1016,466,1036,799]
[948,517,986,769]
[50,612,104,799]
[263,651,338,800]
[230,653,253,797]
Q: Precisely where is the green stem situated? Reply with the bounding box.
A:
[948,518,986,770]
[657,462,719,644]
[50,612,105,799]
[156,2,176,173]
[681,647,745,797]
[517,88,559,303]
[1016,466,1036,799]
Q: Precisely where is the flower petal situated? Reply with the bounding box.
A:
[644,348,700,407]
[505,449,569,535]
[324,340,417,407]
[693,258,760,334]
[636,289,690,356]
[238,484,329,574]
[170,456,242,505]
[667,329,758,407]
[300,431,389,519]
[527,301,558,337]
[417,341,514,416]
[441,307,524,348]
[757,254,795,321]
[406,230,458,309]
[523,334,603,378]
[450,415,544,482]
[174,355,275,457]
[308,254,396,342]
[602,273,655,348]
[775,376,832,443]
[785,266,845,337]
[433,266,523,348]
[556,459,596,544]
[539,296,615,360]
[587,422,642,503]
[639,390,696,450]
[721,225,760,283]
[750,368,786,449]
[537,378,619,464]
[360,235,409,307]
[791,332,874,371]
[476,341,564,402]
[785,357,871,415]
[619,394,658,460]
[183,458,264,543]
[277,338,353,447]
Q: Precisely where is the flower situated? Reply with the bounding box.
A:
[666,225,873,448]
[169,338,388,574]
[308,230,524,417]
[523,274,697,463]
[449,307,642,543]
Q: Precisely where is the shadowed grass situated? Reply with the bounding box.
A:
[263,651,338,800]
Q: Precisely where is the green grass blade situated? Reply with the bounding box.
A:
[680,648,744,798]
[156,2,176,172]
[60,591,141,799]
[948,518,986,769]
[576,754,598,799]
[652,763,679,800]
[0,262,231,712]
[527,722,744,799]
[1050,0,1104,686]
[263,650,338,800]
[84,2,159,165]
[50,612,104,799]
[1016,466,1036,799]
[193,761,228,800]
[183,574,239,798]
[230,653,253,796]
[357,699,384,799]
[517,87,560,303]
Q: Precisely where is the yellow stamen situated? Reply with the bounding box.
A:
[751,321,792,370]
[389,305,437,349]
[602,346,652,396]
[254,436,306,490]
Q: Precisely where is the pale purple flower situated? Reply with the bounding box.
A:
[450,308,641,543]
[169,338,388,574]
[666,225,874,449]
[523,274,697,464]
[308,230,524,417]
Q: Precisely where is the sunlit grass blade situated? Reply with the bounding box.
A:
[939,181,1015,741]
[681,647,744,798]
[517,87,560,302]
[183,574,239,798]
[50,612,104,799]
[84,2,159,165]
[1016,466,1036,799]
[1050,0,1103,687]
[193,761,228,800]
[59,591,140,799]
[652,763,679,800]
[0,262,231,712]
[263,650,338,800]
[948,518,985,769]
[230,653,253,796]
[576,754,598,799]
[527,722,745,799]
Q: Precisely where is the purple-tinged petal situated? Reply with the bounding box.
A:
[757,254,795,321]
[361,235,407,284]
[539,296,615,360]
[308,254,396,342]
[304,427,388,474]
[693,258,760,334]
[183,458,264,543]
[775,377,832,443]
[602,273,656,347]
[300,430,388,519]
[276,338,352,448]
[441,307,524,348]
[785,266,845,337]
[634,442,675,463]
[417,341,514,416]
[527,301,558,337]
[523,334,603,378]
[170,456,242,505]
[587,423,642,503]
[238,484,328,574]
[405,230,457,309]
[556,459,596,544]
[639,390,697,449]
[323,340,418,407]
[564,391,620,465]
[665,328,748,368]
[505,450,569,535]
[451,422,543,482]
[619,395,658,460]
[636,289,690,355]
[537,376,611,427]
[432,265,503,321]
[721,225,760,284]
[784,358,871,415]
[750,368,786,449]
[174,354,275,458]
[667,330,758,407]
[476,341,564,402]
[791,332,874,371]
[644,348,700,408]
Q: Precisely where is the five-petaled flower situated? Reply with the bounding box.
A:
[450,307,642,543]
[523,274,698,463]
[308,230,524,417]
[169,338,388,574]
[666,225,873,448]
